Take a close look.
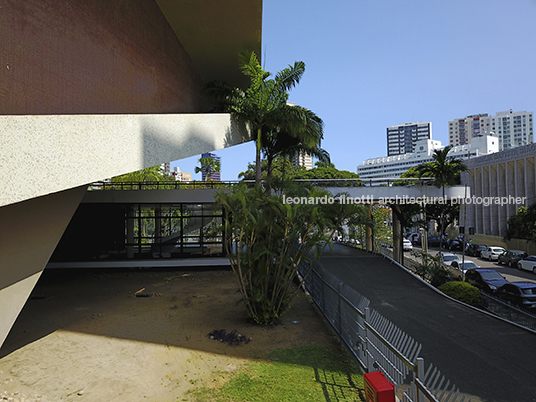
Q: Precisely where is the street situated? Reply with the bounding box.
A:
[411,245,536,284]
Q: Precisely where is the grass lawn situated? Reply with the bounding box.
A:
[189,344,365,402]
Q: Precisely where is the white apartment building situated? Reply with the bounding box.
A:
[357,135,499,182]
[489,110,533,151]
[448,114,490,146]
[173,166,192,182]
[293,151,314,170]
[387,121,432,156]
[449,110,533,151]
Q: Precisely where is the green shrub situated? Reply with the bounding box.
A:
[438,281,481,307]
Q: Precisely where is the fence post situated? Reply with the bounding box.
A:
[364,307,372,372]
[338,282,343,335]
[415,357,425,402]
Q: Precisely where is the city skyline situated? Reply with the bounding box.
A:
[172,0,536,181]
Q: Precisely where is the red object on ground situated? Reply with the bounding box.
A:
[364,371,395,402]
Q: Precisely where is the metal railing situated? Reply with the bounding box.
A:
[387,247,536,333]
[297,262,470,401]
[88,180,239,191]
[88,177,436,191]
[480,292,536,331]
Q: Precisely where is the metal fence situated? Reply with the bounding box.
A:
[481,292,536,331]
[298,262,470,402]
[385,246,536,333]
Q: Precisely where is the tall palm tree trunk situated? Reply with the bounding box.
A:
[255,127,262,186]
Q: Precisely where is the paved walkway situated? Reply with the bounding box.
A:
[317,244,536,402]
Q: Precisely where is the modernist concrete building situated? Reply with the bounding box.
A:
[461,142,536,238]
[0,0,262,349]
[357,135,499,182]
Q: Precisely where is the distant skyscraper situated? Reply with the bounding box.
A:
[387,122,431,156]
[201,152,221,181]
[449,110,533,151]
[293,151,313,170]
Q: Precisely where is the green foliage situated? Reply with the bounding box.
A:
[239,158,301,181]
[414,146,468,190]
[195,156,221,180]
[393,165,432,186]
[411,251,456,287]
[293,166,362,186]
[372,206,392,248]
[111,165,173,183]
[217,182,363,325]
[438,281,482,307]
[191,345,363,402]
[204,51,326,184]
[239,158,362,187]
[504,203,536,242]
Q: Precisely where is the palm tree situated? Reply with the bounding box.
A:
[415,146,468,252]
[195,156,221,181]
[204,51,325,186]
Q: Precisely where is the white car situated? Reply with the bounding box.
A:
[403,239,413,251]
[480,246,505,261]
[518,255,536,274]
[437,252,461,267]
[450,260,479,275]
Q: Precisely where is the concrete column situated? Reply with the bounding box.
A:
[498,162,507,236]
[0,186,87,349]
[126,206,136,258]
[482,166,490,235]
[476,166,484,234]
[526,156,536,206]
[490,165,498,236]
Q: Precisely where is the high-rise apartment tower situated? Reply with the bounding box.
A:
[387,122,431,156]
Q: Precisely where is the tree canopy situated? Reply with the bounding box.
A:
[195,156,221,181]
[111,165,172,183]
[505,203,536,241]
[204,51,327,185]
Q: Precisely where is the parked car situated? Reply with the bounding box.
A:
[403,239,413,251]
[447,239,463,251]
[464,268,509,293]
[436,252,461,267]
[480,246,505,261]
[518,255,536,274]
[407,233,421,246]
[427,236,442,247]
[497,250,528,268]
[451,260,479,275]
[467,244,487,258]
[496,282,536,309]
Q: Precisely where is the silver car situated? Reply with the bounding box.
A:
[480,246,505,261]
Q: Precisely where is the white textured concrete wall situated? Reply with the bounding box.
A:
[0,186,87,347]
[0,113,249,207]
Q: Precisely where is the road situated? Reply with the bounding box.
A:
[317,244,536,402]
[414,245,536,284]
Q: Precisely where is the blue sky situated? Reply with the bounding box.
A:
[172,0,536,180]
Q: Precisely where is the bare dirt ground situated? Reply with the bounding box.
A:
[0,267,346,401]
